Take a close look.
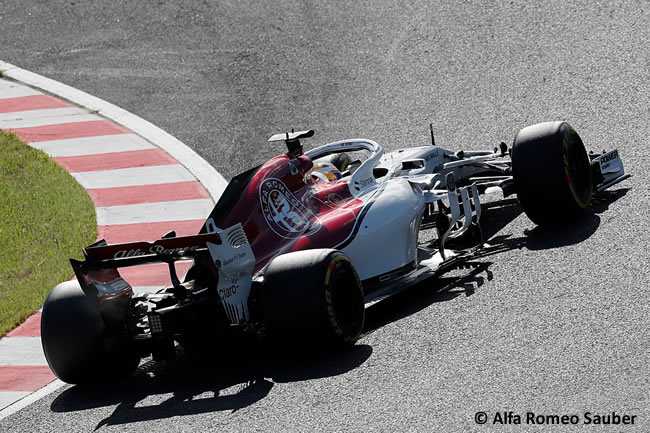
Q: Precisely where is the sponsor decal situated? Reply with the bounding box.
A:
[599,150,619,164]
[222,252,248,266]
[596,149,622,175]
[357,177,374,187]
[259,178,321,239]
[112,245,199,259]
[288,161,299,175]
[216,273,253,323]
[353,176,374,191]
[219,281,239,299]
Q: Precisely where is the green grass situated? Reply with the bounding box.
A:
[0,131,96,336]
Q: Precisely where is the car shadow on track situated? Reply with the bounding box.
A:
[479,187,629,252]
[50,343,372,428]
[48,190,629,429]
[363,187,630,336]
[362,259,494,336]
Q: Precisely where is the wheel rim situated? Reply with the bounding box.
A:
[563,128,592,208]
[325,256,364,341]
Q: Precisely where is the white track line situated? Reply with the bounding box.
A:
[0,80,41,99]
[0,392,30,411]
[0,380,66,420]
[0,107,99,129]
[0,61,228,419]
[0,61,227,202]
[31,133,155,157]
[71,164,196,189]
[96,199,214,225]
[0,338,47,366]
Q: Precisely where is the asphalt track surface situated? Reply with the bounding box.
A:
[1,1,648,431]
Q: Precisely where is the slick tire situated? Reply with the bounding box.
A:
[263,249,365,346]
[512,121,593,225]
[41,280,140,384]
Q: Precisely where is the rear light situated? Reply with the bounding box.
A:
[148,313,164,335]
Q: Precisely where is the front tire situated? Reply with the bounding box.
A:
[512,121,592,225]
[262,249,365,345]
[41,280,140,384]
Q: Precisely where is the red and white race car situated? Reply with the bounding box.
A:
[41,122,630,384]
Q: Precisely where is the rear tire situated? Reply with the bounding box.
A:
[41,281,140,384]
[512,121,592,225]
[262,249,364,346]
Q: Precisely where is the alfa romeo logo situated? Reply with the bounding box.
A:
[259,178,321,239]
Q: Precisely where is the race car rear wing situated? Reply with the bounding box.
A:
[71,224,257,325]
[71,232,222,301]
[80,232,221,266]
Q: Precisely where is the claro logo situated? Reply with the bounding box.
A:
[219,283,238,299]
[259,178,321,239]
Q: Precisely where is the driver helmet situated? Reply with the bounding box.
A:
[312,162,342,182]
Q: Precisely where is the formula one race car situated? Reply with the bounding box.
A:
[41,121,630,384]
